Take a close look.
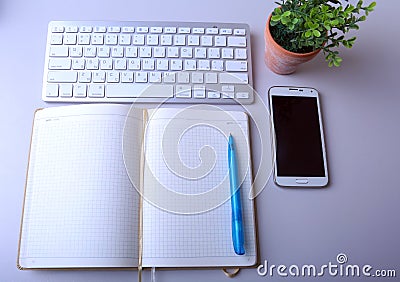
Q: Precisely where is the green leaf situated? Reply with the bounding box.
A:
[281,16,291,25]
[330,19,339,26]
[313,30,321,37]
[333,57,343,67]
[271,15,281,22]
[305,30,312,38]
[368,2,376,10]
[349,23,360,30]
[273,7,282,15]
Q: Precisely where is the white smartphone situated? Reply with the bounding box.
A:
[268,86,328,187]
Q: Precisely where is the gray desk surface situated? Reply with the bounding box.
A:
[1,0,399,281]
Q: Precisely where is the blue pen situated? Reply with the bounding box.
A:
[228,134,245,255]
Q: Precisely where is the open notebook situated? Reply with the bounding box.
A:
[18,104,257,269]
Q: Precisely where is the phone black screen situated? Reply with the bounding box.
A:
[271,95,325,177]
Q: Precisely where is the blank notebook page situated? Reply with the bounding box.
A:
[19,105,142,268]
[141,108,256,267]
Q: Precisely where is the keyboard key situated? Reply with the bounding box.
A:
[207,91,220,98]
[208,48,220,59]
[220,28,232,35]
[77,34,90,45]
[98,47,110,57]
[83,46,96,57]
[49,46,69,57]
[108,26,121,33]
[198,60,210,71]
[49,58,72,70]
[236,92,250,99]
[163,72,175,83]
[111,46,124,57]
[176,85,191,98]
[150,27,163,33]
[174,35,186,46]
[149,72,162,83]
[121,72,134,82]
[147,34,159,45]
[191,73,203,83]
[156,59,169,70]
[235,48,247,59]
[92,34,104,45]
[105,34,118,45]
[178,27,190,34]
[222,48,234,59]
[47,71,77,82]
[128,59,141,70]
[86,59,98,70]
[93,71,106,82]
[107,71,120,83]
[106,84,174,98]
[59,84,73,97]
[72,58,85,70]
[51,26,64,33]
[89,84,105,97]
[80,26,93,33]
[78,71,92,83]
[122,26,135,33]
[206,28,218,35]
[73,84,87,97]
[205,73,217,84]
[219,73,248,84]
[69,46,83,57]
[137,27,149,33]
[64,34,77,45]
[119,34,131,45]
[234,28,246,35]
[126,47,138,58]
[225,61,247,72]
[227,36,246,47]
[164,27,176,33]
[201,36,212,46]
[100,58,113,69]
[160,35,173,46]
[184,60,196,71]
[50,34,63,45]
[135,72,148,83]
[192,28,205,34]
[188,35,200,46]
[177,72,189,83]
[193,86,206,98]
[94,26,107,33]
[46,83,59,97]
[153,47,166,58]
[211,60,223,71]
[214,36,226,47]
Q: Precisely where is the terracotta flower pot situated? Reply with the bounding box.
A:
[264,14,322,75]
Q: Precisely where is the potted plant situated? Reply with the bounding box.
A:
[264,0,376,74]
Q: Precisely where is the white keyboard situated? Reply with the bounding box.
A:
[43,21,254,104]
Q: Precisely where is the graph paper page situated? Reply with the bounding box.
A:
[19,104,144,269]
[141,108,256,267]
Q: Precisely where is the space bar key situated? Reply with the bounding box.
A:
[106,84,174,98]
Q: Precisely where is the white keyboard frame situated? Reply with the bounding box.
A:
[42,21,254,104]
